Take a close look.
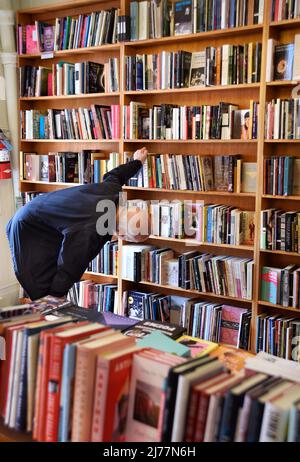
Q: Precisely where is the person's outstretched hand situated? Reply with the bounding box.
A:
[134,147,148,164]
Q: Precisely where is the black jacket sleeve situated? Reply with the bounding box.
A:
[49,227,102,297]
[102,159,142,187]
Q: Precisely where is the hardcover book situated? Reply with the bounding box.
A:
[219,306,249,347]
[273,44,294,80]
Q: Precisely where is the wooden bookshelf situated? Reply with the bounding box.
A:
[10,0,300,442]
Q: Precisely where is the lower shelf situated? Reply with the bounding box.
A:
[0,421,32,442]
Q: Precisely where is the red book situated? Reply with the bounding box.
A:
[47,72,53,96]
[44,322,108,442]
[81,17,88,48]
[91,345,140,442]
[25,25,39,54]
[219,305,248,347]
[90,105,101,139]
[34,323,75,441]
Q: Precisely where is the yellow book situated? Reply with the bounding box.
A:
[176,335,218,358]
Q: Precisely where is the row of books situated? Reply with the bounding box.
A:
[261,209,300,253]
[129,0,264,42]
[122,245,254,300]
[266,35,300,82]
[20,59,119,97]
[147,199,255,244]
[261,265,300,307]
[124,290,250,348]
[126,153,257,193]
[87,241,119,276]
[256,313,300,362]
[20,105,120,140]
[271,0,300,21]
[125,43,262,91]
[20,151,120,184]
[123,101,259,140]
[264,156,300,196]
[265,98,300,140]
[70,281,118,312]
[17,9,118,54]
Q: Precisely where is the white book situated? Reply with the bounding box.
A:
[293,35,300,80]
[4,329,19,425]
[259,384,300,442]
[9,330,24,428]
[138,1,149,40]
[221,45,230,85]
[266,39,278,82]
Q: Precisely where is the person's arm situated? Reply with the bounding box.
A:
[102,159,142,187]
[49,227,101,297]
[102,147,148,187]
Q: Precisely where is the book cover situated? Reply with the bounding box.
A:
[261,266,281,304]
[274,44,294,80]
[219,305,249,347]
[174,0,193,35]
[137,331,190,357]
[123,319,186,340]
[176,335,218,357]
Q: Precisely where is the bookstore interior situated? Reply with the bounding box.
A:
[1,0,300,445]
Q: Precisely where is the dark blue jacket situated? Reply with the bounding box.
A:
[6,160,142,300]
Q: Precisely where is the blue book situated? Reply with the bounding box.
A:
[58,343,76,442]
[39,116,45,139]
[93,159,100,183]
[207,206,213,243]
[137,331,190,357]
[84,16,91,48]
[229,0,235,28]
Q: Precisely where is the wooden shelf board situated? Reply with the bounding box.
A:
[123,278,252,303]
[125,83,260,96]
[124,139,257,144]
[124,24,263,48]
[0,421,32,442]
[18,0,114,14]
[260,249,300,257]
[270,18,300,28]
[83,271,118,280]
[262,194,300,201]
[20,179,77,187]
[258,301,300,313]
[20,92,120,101]
[265,139,300,143]
[146,235,254,251]
[123,186,256,197]
[266,80,300,86]
[18,43,120,60]
[20,139,120,143]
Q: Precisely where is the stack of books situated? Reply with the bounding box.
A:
[1,302,300,442]
[125,43,262,90]
[123,101,259,140]
[20,59,119,97]
[261,265,300,307]
[261,209,300,253]
[20,151,120,184]
[265,98,300,140]
[122,245,254,300]
[20,105,120,140]
[126,153,257,193]
[17,8,119,54]
[264,156,300,196]
[271,0,300,21]
[129,0,264,41]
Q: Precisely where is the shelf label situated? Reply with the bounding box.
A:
[41,52,54,60]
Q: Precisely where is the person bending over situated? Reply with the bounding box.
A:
[6,148,149,301]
